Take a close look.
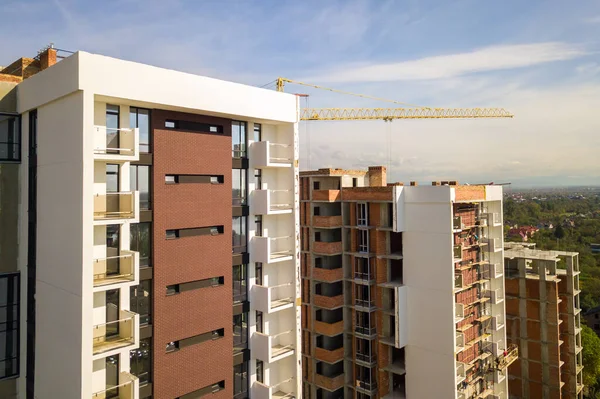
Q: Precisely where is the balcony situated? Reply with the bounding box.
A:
[454,272,465,291]
[253,284,295,314]
[314,294,344,309]
[93,251,139,291]
[312,190,341,202]
[492,314,505,330]
[92,310,139,358]
[313,215,342,228]
[354,325,377,338]
[453,216,464,231]
[355,380,378,395]
[94,191,139,223]
[252,236,294,264]
[485,288,504,305]
[355,268,375,284]
[251,141,293,168]
[312,267,343,283]
[93,126,139,162]
[252,378,295,399]
[483,263,503,280]
[453,245,463,263]
[315,373,344,391]
[92,372,139,399]
[355,298,376,311]
[494,369,506,384]
[485,238,502,252]
[252,190,293,215]
[315,320,344,336]
[456,332,465,353]
[456,362,466,385]
[253,330,295,363]
[455,303,465,323]
[486,212,502,227]
[315,347,344,363]
[313,241,342,255]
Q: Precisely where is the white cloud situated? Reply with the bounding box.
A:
[303,42,589,83]
[576,62,600,77]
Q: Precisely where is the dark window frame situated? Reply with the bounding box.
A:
[130,281,152,325]
[232,121,247,158]
[130,164,151,210]
[232,216,248,253]
[130,107,151,153]
[0,113,21,163]
[233,362,249,398]
[233,168,247,206]
[130,222,152,267]
[233,312,248,352]
[0,272,20,381]
[233,264,248,303]
[164,119,223,134]
[130,337,152,385]
[166,276,224,296]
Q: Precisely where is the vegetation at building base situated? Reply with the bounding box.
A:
[583,325,600,398]
[504,194,600,397]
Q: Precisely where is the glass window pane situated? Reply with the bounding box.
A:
[106,164,119,193]
[138,166,150,210]
[232,169,246,206]
[131,223,151,267]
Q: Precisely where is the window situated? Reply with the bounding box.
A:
[106,164,119,193]
[256,311,263,333]
[353,178,358,187]
[130,107,150,153]
[233,264,247,303]
[313,181,320,190]
[233,362,248,399]
[233,169,247,206]
[106,105,120,153]
[130,338,151,385]
[314,206,320,216]
[164,119,223,133]
[256,360,264,383]
[253,123,262,142]
[166,226,224,239]
[233,313,248,352]
[0,272,19,380]
[232,121,247,158]
[255,263,263,285]
[358,230,369,253]
[131,281,151,325]
[255,216,263,237]
[130,223,151,267]
[357,203,368,226]
[232,216,247,253]
[105,355,119,398]
[0,113,20,162]
[165,174,224,184]
[130,165,150,210]
[167,277,225,295]
[254,169,262,190]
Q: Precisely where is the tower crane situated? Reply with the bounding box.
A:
[275,77,514,121]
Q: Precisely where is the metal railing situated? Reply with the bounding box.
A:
[94,126,136,155]
[92,379,133,398]
[93,253,135,286]
[94,192,135,220]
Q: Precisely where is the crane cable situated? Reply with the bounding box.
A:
[278,77,431,109]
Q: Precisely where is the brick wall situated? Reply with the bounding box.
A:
[152,109,232,399]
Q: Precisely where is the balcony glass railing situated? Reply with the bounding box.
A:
[94,192,136,220]
[92,379,134,399]
[93,310,137,355]
[355,325,377,336]
[93,252,137,287]
[94,126,138,157]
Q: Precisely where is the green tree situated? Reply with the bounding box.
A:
[582,325,600,396]
[554,224,566,240]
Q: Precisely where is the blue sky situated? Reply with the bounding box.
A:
[2,0,600,187]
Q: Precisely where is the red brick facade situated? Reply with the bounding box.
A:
[151,110,232,399]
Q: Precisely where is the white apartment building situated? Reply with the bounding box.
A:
[0,49,301,399]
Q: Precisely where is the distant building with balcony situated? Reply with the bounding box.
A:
[300,167,513,399]
[504,243,583,399]
[0,47,300,399]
